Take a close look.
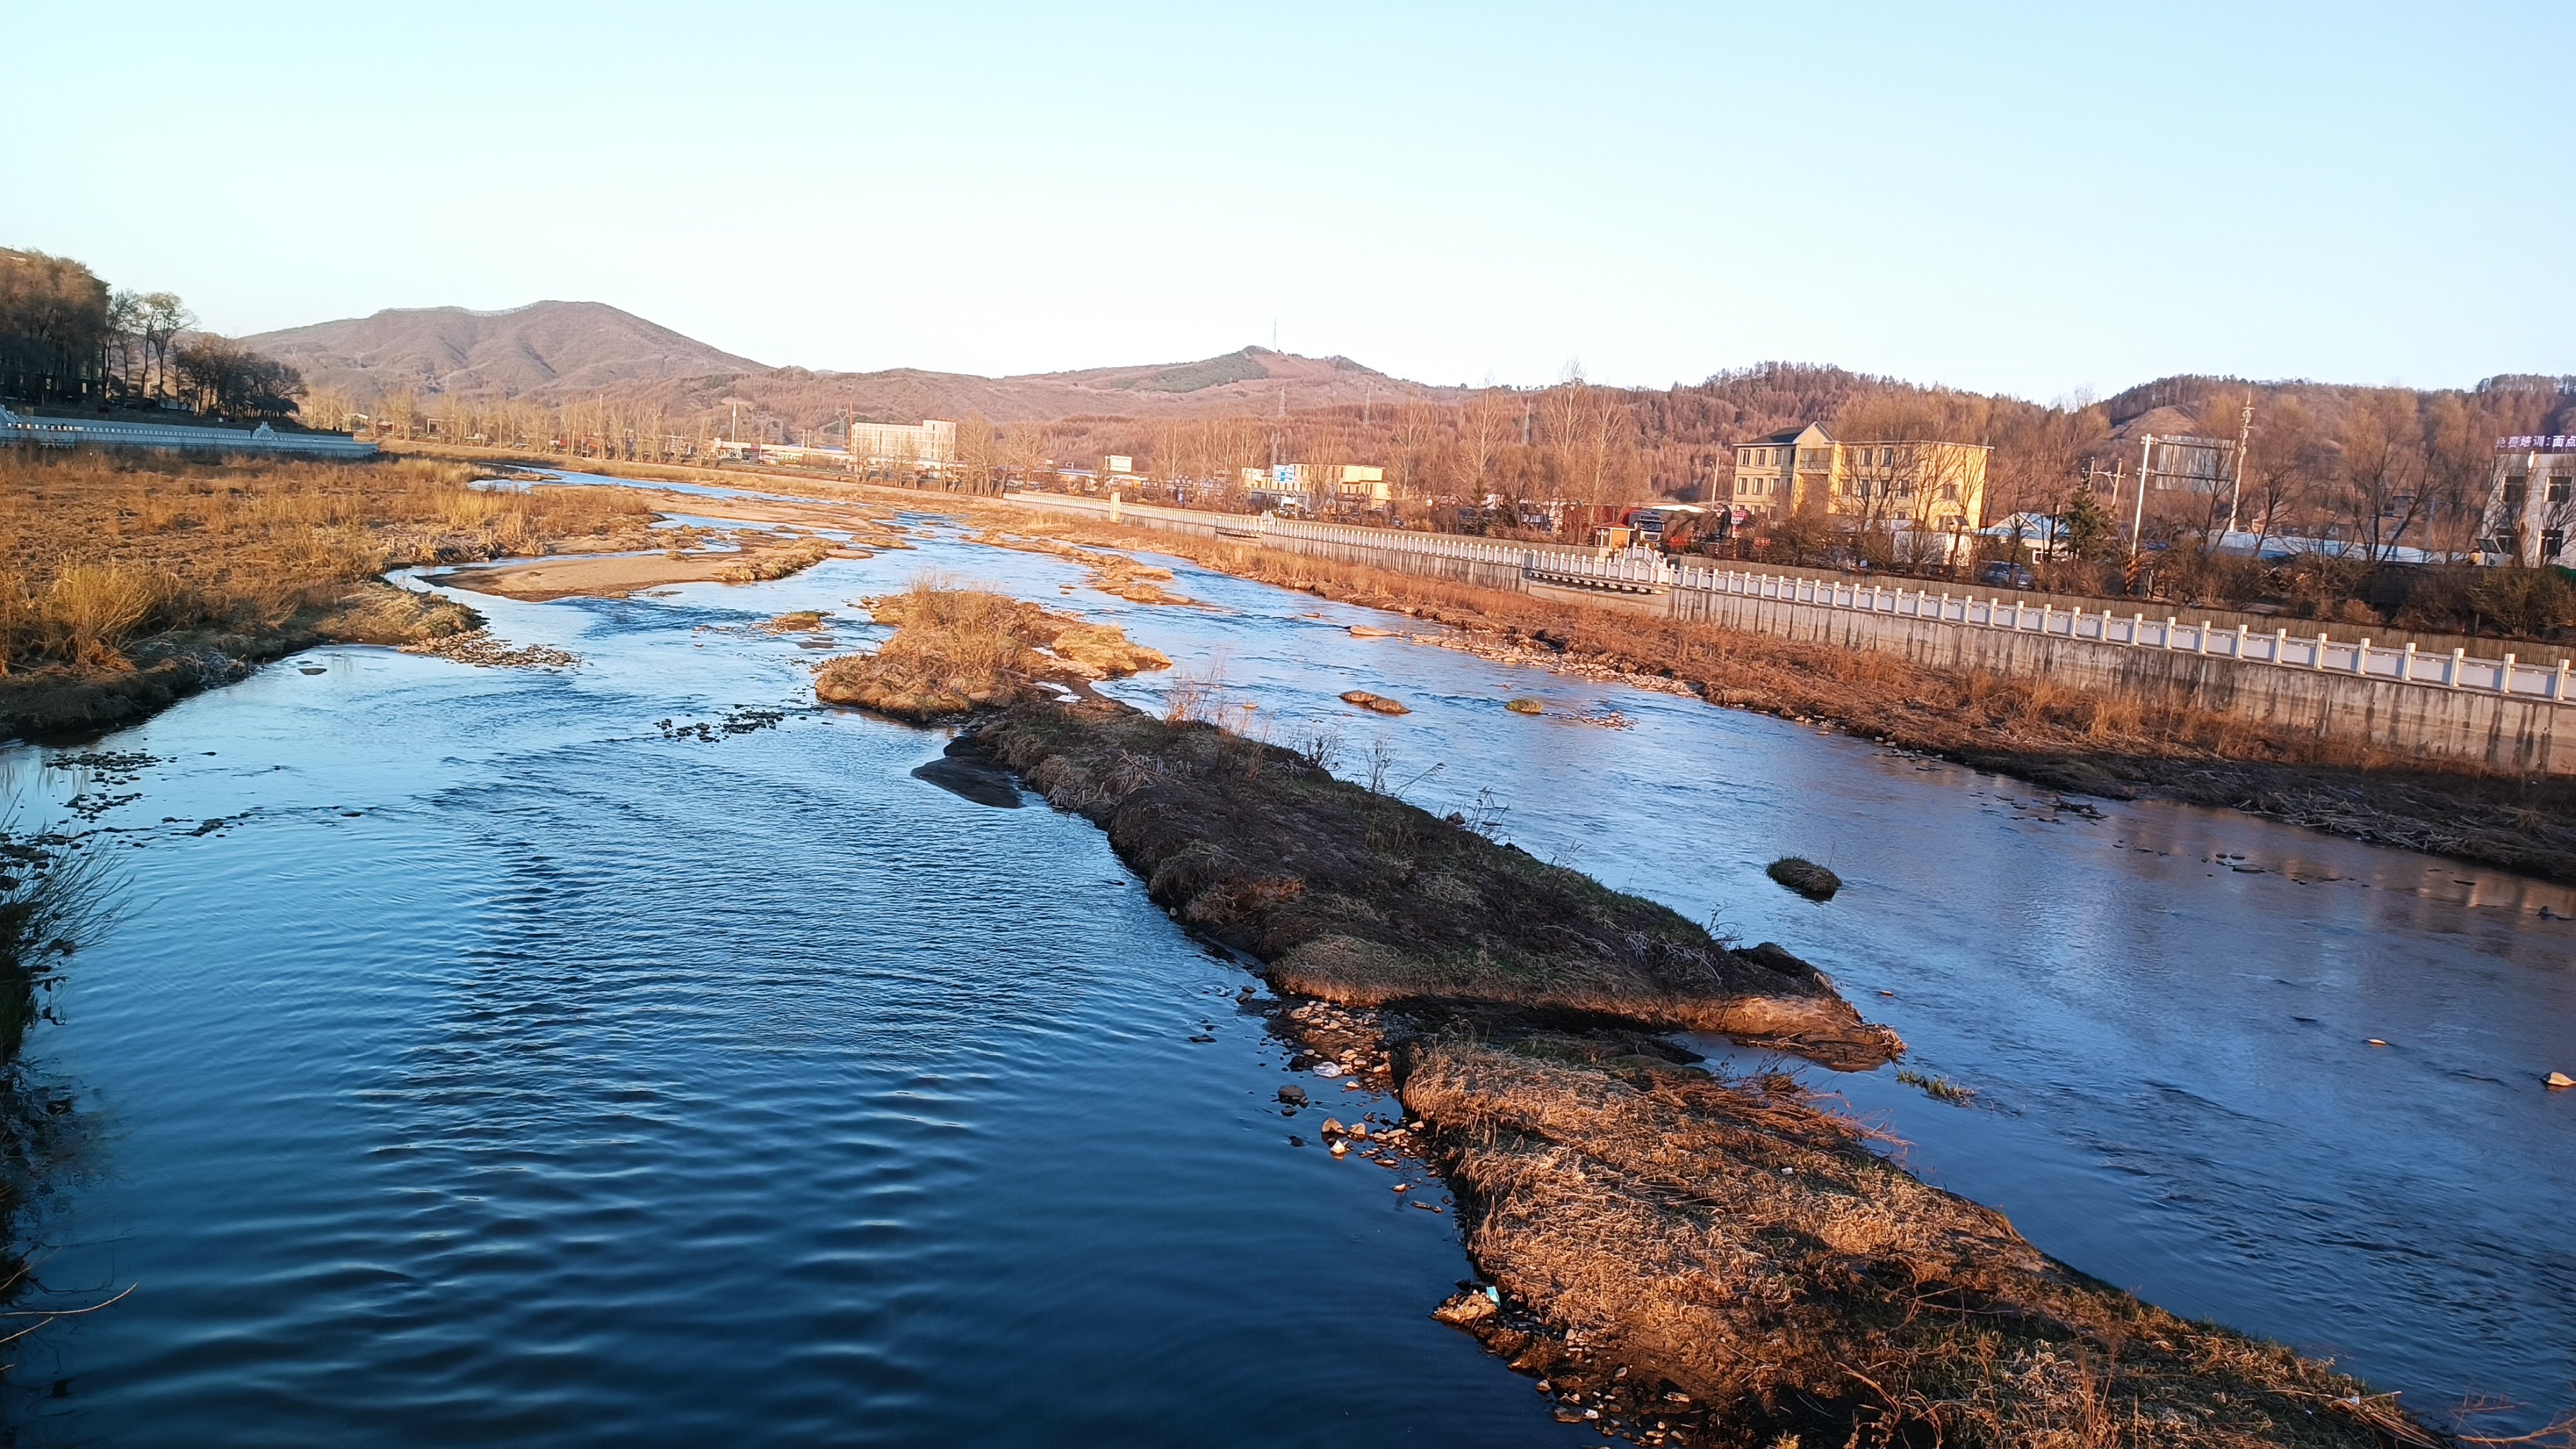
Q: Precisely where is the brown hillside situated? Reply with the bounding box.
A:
[240,301,766,400]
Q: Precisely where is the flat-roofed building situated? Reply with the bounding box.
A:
[848,418,956,468]
[1238,463,1389,509]
[1727,422,1989,531]
[2476,433,2576,567]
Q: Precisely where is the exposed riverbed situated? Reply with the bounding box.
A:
[4,484,2570,1442]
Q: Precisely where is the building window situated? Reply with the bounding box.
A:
[1880,447,1895,466]
[2547,529,2567,558]
[2552,476,2572,504]
[2504,475,2528,508]
[1941,483,1959,502]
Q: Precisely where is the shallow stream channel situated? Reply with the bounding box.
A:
[4,479,2571,1444]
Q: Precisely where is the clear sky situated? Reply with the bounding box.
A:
[7,1,2568,399]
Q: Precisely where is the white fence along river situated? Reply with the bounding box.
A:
[1013,491,2574,710]
[1,407,379,458]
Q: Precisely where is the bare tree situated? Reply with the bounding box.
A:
[1454,387,1513,500]
[952,413,998,494]
[2335,390,2432,561]
[1390,399,1442,507]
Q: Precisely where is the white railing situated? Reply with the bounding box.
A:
[1002,491,2576,705]
[1671,565,2575,701]
[0,407,378,458]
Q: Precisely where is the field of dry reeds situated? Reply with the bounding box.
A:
[0,447,659,734]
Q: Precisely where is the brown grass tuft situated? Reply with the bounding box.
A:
[1408,1037,2418,1448]
[812,582,1168,720]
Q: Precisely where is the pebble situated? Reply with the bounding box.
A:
[2548,1072,2574,1089]
[1277,1085,1308,1106]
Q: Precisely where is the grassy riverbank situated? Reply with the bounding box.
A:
[820,583,2429,1447]
[963,510,2576,885]
[0,450,661,739]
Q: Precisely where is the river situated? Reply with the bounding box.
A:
[3,485,2570,1443]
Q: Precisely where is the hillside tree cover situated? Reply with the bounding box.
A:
[0,247,300,419]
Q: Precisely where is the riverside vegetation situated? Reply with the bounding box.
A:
[950,507,2576,885]
[0,450,662,737]
[814,584,2435,1448]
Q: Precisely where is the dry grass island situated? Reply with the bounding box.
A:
[814,583,2434,1449]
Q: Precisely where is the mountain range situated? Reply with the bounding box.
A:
[243,301,1445,423]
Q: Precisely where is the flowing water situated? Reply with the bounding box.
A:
[4,487,2571,1443]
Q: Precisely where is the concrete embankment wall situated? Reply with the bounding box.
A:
[1668,588,2572,775]
[1003,493,2575,775]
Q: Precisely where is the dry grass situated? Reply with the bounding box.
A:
[966,529,1198,605]
[715,536,835,583]
[0,448,657,676]
[1408,1036,2420,1448]
[812,581,1169,720]
[952,508,2576,883]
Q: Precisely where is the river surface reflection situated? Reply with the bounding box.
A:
[4,487,2570,1442]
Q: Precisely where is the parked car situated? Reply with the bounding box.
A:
[1979,560,2036,589]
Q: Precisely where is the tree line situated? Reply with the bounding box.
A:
[0,247,305,420]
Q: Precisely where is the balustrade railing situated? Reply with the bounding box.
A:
[1004,492,2573,704]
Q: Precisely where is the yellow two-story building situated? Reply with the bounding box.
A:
[1728,423,1990,533]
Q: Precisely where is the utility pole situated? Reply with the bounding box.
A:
[2129,433,2154,585]
[2227,393,2253,536]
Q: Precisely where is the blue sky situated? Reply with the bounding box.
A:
[6,1,2568,398]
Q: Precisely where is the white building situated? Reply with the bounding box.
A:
[848,419,956,468]
[707,418,957,472]
[2476,434,2576,567]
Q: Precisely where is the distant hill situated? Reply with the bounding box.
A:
[627,346,1452,427]
[241,301,766,401]
[239,294,1446,422]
